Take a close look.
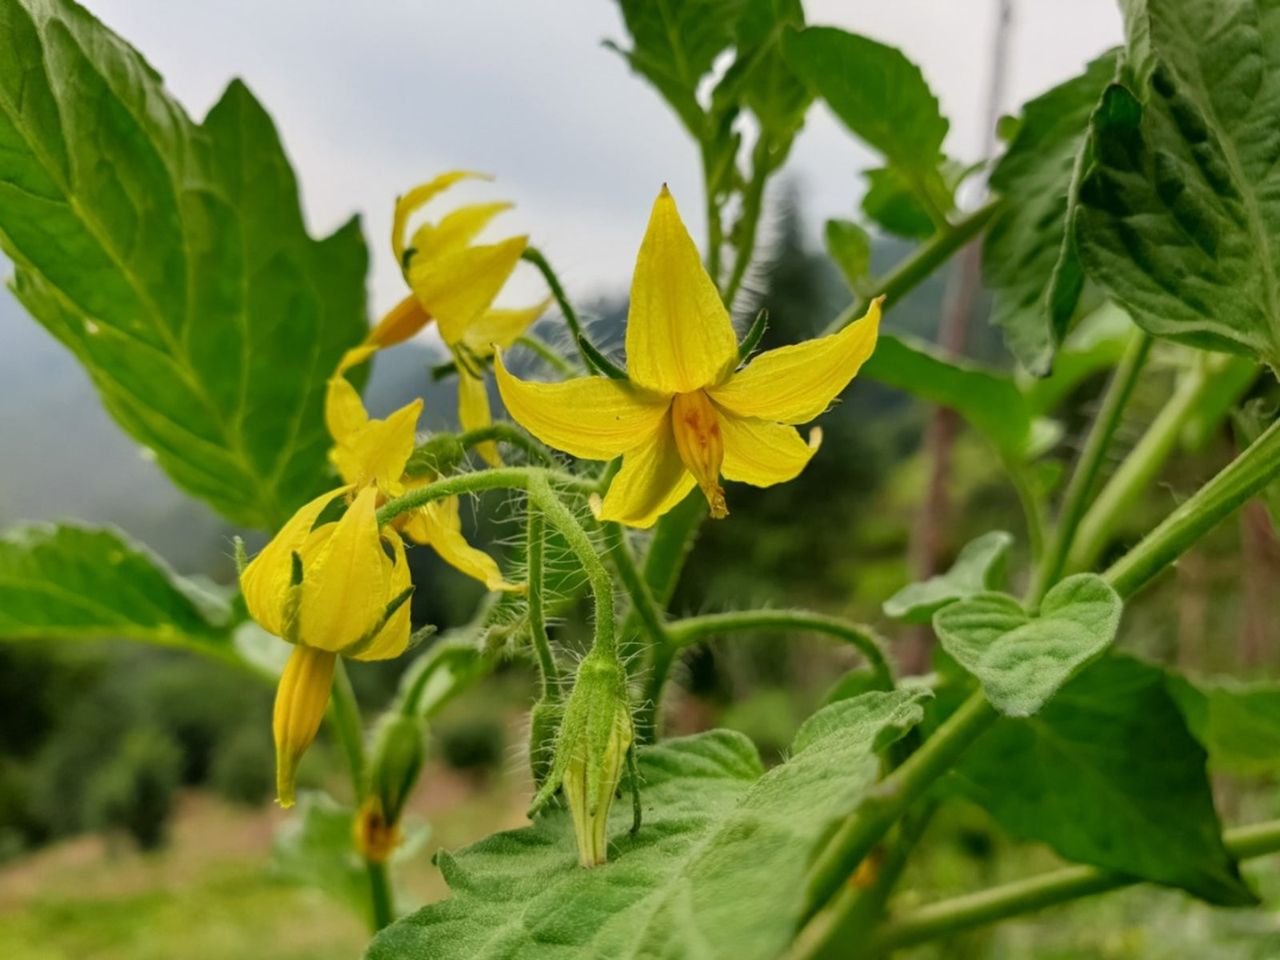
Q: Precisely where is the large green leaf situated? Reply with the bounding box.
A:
[861,333,1036,457]
[958,656,1255,906]
[366,689,930,960]
[716,0,809,142]
[933,573,1121,716]
[1169,673,1280,776]
[0,523,235,652]
[883,531,1013,624]
[984,50,1118,373]
[0,0,368,530]
[1074,0,1280,370]
[606,0,744,136]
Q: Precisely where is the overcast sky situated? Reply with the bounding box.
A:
[73,1,1123,318]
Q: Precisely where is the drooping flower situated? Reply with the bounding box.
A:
[370,171,548,466]
[324,378,517,593]
[241,485,414,806]
[495,186,882,528]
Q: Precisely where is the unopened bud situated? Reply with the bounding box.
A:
[369,714,426,827]
[353,795,401,863]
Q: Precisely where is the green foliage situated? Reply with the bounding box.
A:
[933,573,1121,716]
[209,724,274,806]
[958,656,1255,905]
[1169,674,1280,776]
[85,727,183,850]
[861,165,938,239]
[367,690,928,960]
[1074,0,1280,371]
[0,0,368,529]
[824,217,872,295]
[984,51,1119,373]
[0,524,236,652]
[272,792,373,927]
[883,531,1013,623]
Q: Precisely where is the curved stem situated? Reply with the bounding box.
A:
[821,200,1002,336]
[457,424,555,466]
[666,610,893,690]
[515,334,578,378]
[1031,331,1151,602]
[723,139,770,307]
[526,508,561,698]
[376,467,593,526]
[862,818,1280,954]
[522,246,598,374]
[1103,414,1280,599]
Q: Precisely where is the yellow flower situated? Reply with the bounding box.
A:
[241,485,414,806]
[383,171,548,466]
[495,186,882,528]
[324,378,517,593]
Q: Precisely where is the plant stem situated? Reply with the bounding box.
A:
[1031,331,1151,601]
[521,246,597,374]
[526,508,560,698]
[1003,457,1046,568]
[723,139,771,307]
[601,521,669,654]
[376,466,592,525]
[457,424,555,466]
[665,610,893,690]
[329,662,395,931]
[804,690,996,918]
[820,200,1002,336]
[1103,414,1280,599]
[515,334,578,377]
[862,818,1280,953]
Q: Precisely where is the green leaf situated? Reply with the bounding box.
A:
[0,0,368,530]
[1074,0,1280,371]
[984,50,1119,374]
[607,0,745,136]
[782,26,947,176]
[366,690,930,960]
[272,792,371,925]
[862,332,1036,457]
[0,523,235,653]
[861,166,937,238]
[933,573,1122,716]
[958,656,1255,906]
[1019,302,1134,417]
[883,531,1014,624]
[716,0,810,142]
[824,217,872,294]
[1168,673,1280,776]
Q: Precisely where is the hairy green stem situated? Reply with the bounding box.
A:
[862,818,1280,954]
[804,690,997,918]
[601,521,670,656]
[1032,331,1152,601]
[514,334,578,377]
[376,466,592,525]
[526,509,560,697]
[665,610,893,690]
[521,246,598,374]
[1103,414,1280,599]
[458,424,555,466]
[821,200,1002,336]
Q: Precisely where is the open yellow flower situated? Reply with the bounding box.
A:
[325,377,518,593]
[496,186,882,528]
[241,485,414,806]
[370,171,548,466]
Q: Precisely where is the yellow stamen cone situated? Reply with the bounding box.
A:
[273,645,338,808]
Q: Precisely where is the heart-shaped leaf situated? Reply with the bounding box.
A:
[883,531,1013,623]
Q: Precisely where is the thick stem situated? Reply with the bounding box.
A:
[862,818,1280,954]
[804,690,996,918]
[526,508,560,698]
[1103,415,1280,599]
[1032,331,1152,601]
[665,610,893,691]
[820,201,1002,337]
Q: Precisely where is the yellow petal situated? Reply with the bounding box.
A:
[368,295,433,350]
[404,496,520,592]
[349,530,415,661]
[457,372,500,467]
[393,171,487,264]
[331,398,423,488]
[325,376,369,447]
[708,298,882,424]
[336,343,378,379]
[273,644,337,808]
[241,486,351,637]
[494,352,670,460]
[410,201,514,260]
[297,487,392,652]
[595,414,697,529]
[719,415,821,487]
[625,186,737,394]
[461,299,550,357]
[407,237,527,345]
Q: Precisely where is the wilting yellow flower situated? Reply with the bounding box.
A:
[496,186,882,528]
[241,485,414,806]
[374,171,548,466]
[325,378,517,592]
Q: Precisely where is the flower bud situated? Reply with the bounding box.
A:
[353,795,401,864]
[529,649,634,866]
[369,714,426,828]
